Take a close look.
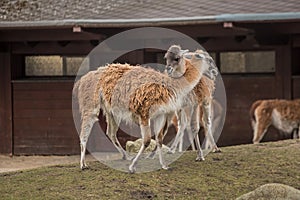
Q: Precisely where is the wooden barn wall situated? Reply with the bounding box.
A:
[12,81,131,155]
[220,76,279,146]
[0,53,13,154]
[12,81,79,155]
[293,77,300,98]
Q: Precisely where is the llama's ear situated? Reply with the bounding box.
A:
[179,49,189,56]
[164,52,168,59]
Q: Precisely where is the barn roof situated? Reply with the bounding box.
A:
[0,0,300,29]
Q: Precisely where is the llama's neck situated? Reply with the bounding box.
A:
[177,61,202,94]
[184,61,202,84]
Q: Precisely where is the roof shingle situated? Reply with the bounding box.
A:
[0,0,299,27]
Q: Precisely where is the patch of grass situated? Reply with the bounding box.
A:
[0,140,300,199]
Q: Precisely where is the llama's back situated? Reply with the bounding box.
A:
[97,64,192,124]
[76,67,107,116]
[271,99,300,122]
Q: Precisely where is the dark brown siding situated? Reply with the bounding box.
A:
[292,77,300,98]
[219,76,279,146]
[12,81,79,155]
[0,53,13,154]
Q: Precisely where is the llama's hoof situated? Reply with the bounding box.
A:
[146,152,156,159]
[167,149,175,154]
[80,165,89,170]
[129,165,136,174]
[195,157,205,162]
[212,148,222,153]
[162,165,170,170]
[123,155,134,161]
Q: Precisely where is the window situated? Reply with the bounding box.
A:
[220,51,275,73]
[25,55,88,76]
[65,57,87,76]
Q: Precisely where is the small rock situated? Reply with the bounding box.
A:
[236,183,300,200]
[126,138,168,153]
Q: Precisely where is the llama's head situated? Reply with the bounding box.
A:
[164,45,189,78]
[165,45,210,78]
[195,50,218,80]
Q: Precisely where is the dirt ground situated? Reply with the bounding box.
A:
[0,154,96,173]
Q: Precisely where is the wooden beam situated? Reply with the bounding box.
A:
[168,24,253,37]
[0,29,105,42]
[0,52,13,154]
[235,22,300,35]
[11,41,94,55]
[275,45,292,99]
[292,34,300,47]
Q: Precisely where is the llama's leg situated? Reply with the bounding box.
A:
[292,128,299,139]
[252,113,270,144]
[179,107,197,152]
[178,129,184,152]
[297,126,300,139]
[129,123,151,173]
[191,105,204,161]
[147,118,170,159]
[80,115,96,170]
[153,115,169,170]
[202,100,221,153]
[169,110,187,153]
[184,107,196,151]
[106,113,130,160]
[187,127,196,151]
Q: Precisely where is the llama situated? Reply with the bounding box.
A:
[74,46,210,173]
[164,48,221,155]
[250,99,300,144]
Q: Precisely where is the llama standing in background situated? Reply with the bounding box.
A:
[250,99,300,143]
[74,46,210,173]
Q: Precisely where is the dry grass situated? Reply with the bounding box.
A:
[0,139,299,199]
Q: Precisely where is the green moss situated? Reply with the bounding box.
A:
[0,140,299,199]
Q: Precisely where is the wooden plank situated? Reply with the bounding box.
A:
[11,41,94,55]
[12,81,80,155]
[13,81,74,91]
[0,53,13,154]
[281,46,292,99]
[13,118,75,130]
[14,99,71,110]
[0,29,104,42]
[14,90,72,100]
[13,109,72,119]
[218,76,278,146]
[14,144,80,155]
[292,77,300,98]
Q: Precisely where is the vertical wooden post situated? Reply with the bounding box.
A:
[0,52,13,155]
[275,45,292,99]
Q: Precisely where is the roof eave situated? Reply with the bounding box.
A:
[0,12,300,29]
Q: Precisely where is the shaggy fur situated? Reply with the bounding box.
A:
[170,76,221,152]
[74,46,210,172]
[250,99,300,143]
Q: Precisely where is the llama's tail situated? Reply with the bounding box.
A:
[249,100,262,129]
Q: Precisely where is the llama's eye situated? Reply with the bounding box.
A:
[174,57,179,62]
[195,54,205,59]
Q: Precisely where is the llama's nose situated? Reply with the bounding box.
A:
[166,66,173,74]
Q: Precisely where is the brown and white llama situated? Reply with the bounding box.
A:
[250,99,300,144]
[74,46,210,173]
[164,48,221,156]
